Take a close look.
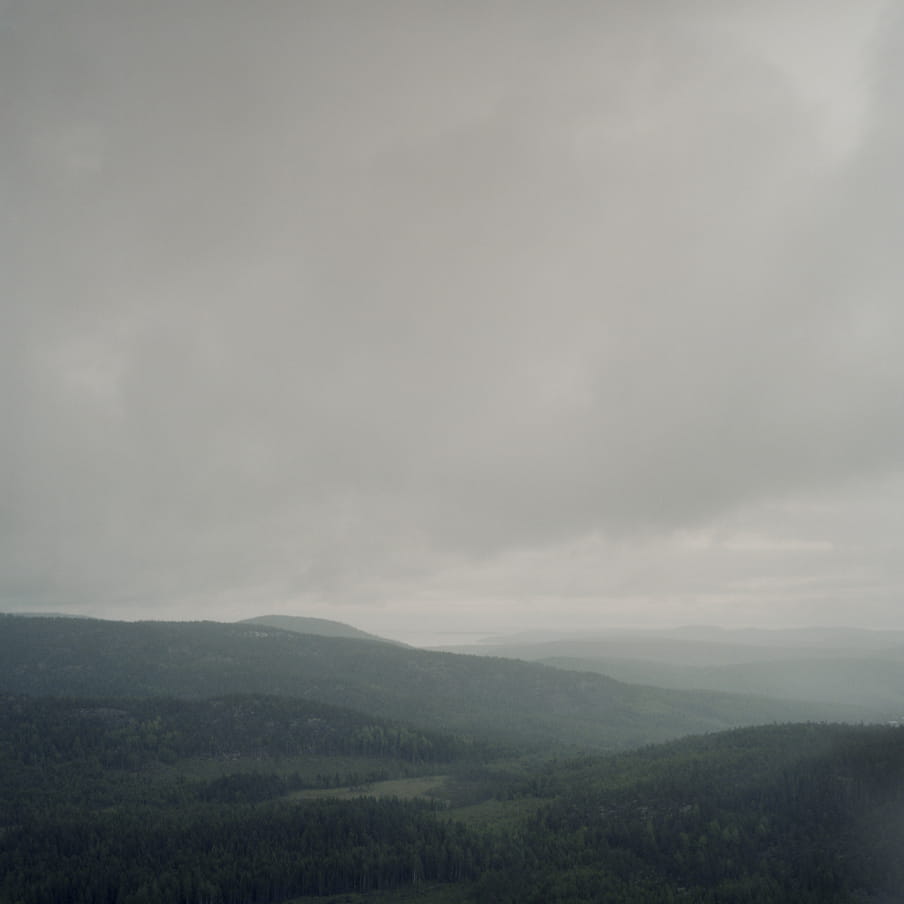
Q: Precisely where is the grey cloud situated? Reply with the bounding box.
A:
[3,1,902,632]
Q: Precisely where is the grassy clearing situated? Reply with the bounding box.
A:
[286,882,473,903]
[289,771,548,835]
[291,774,450,802]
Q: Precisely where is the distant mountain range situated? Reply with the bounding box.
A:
[0,614,883,751]
[432,625,904,711]
[440,624,904,658]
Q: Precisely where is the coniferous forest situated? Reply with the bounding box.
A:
[2,615,904,903]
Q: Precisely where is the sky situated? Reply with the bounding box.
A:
[3,0,903,645]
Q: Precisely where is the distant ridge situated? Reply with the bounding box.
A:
[0,614,880,751]
[432,625,904,711]
[238,614,402,645]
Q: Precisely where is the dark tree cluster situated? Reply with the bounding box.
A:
[470,724,904,903]
[1,798,485,904]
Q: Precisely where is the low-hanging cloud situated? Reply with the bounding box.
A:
[3,0,902,634]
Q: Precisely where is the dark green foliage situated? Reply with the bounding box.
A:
[0,694,489,903]
[2,702,904,902]
[0,615,873,750]
[0,691,498,867]
[1,798,485,904]
[0,692,478,760]
[470,724,904,903]
[3,615,904,903]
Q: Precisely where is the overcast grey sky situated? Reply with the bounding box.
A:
[3,1,903,643]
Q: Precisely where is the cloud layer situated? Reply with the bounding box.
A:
[4,1,902,638]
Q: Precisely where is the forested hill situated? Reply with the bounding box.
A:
[238,614,401,645]
[0,615,878,750]
[3,704,904,902]
[0,693,480,779]
[471,722,904,902]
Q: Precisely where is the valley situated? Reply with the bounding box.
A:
[2,613,904,902]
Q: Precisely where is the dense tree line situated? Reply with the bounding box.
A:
[1,798,485,904]
[9,722,901,904]
[0,693,493,832]
[470,724,904,903]
[3,667,904,901]
[0,694,483,768]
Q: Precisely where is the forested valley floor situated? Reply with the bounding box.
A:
[2,617,904,903]
[3,696,904,904]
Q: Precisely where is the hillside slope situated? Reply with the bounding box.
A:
[238,614,401,645]
[0,615,878,750]
[436,627,904,713]
[3,704,903,903]
[540,654,904,710]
